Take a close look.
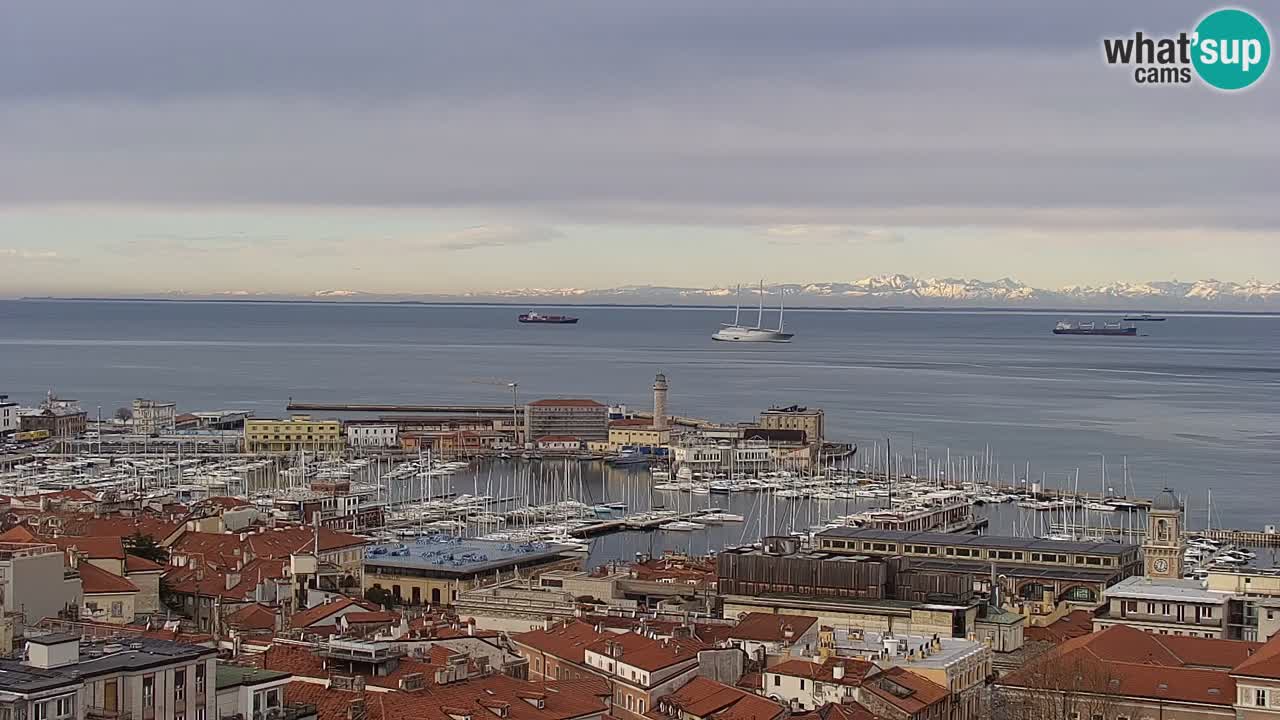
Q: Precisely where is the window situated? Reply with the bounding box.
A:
[1203,606,1214,618]
[195,664,206,693]
[1258,689,1269,707]
[143,676,155,708]
[800,679,806,690]
[196,709,205,720]
[175,668,186,701]
[111,601,124,617]
[55,699,72,720]
[35,704,47,720]
[774,675,780,687]
[638,700,645,715]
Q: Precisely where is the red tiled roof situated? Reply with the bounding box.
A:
[78,562,140,594]
[729,613,818,643]
[195,496,253,510]
[125,554,166,573]
[52,535,126,560]
[1002,625,1248,707]
[660,676,785,720]
[512,620,608,665]
[225,603,278,631]
[289,596,379,629]
[766,658,877,688]
[583,631,707,672]
[74,516,183,542]
[791,702,877,720]
[1233,629,1280,679]
[528,399,605,408]
[343,611,400,625]
[1023,609,1095,644]
[0,526,38,542]
[861,667,948,716]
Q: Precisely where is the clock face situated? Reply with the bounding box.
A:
[1154,558,1169,574]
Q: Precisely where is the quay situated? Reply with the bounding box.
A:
[286,401,516,414]
[570,510,714,538]
[1199,528,1280,548]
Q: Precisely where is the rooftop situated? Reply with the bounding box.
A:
[215,664,292,690]
[1103,575,1232,604]
[527,399,606,408]
[0,636,214,694]
[727,613,818,643]
[825,629,985,668]
[817,526,1136,556]
[363,537,573,576]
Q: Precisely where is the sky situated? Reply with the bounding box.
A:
[2,1,1278,296]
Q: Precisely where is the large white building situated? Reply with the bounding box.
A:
[133,398,177,434]
[346,424,398,448]
[0,395,17,435]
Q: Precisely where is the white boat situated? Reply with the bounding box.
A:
[1083,502,1118,512]
[659,520,706,531]
[712,282,795,343]
[700,512,745,523]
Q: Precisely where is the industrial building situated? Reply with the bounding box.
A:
[813,527,1141,606]
[757,405,825,444]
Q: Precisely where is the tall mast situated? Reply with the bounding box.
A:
[757,280,765,328]
[778,286,785,331]
[734,284,741,325]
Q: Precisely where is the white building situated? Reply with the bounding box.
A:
[133,399,177,434]
[346,424,398,448]
[0,395,17,435]
[1093,575,1234,638]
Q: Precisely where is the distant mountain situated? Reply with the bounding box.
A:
[464,276,1280,309]
[67,275,1280,309]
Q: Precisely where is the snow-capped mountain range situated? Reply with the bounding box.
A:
[469,276,1280,308]
[128,275,1280,309]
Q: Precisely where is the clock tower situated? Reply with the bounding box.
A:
[1144,488,1184,579]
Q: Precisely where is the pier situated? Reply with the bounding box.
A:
[287,401,516,414]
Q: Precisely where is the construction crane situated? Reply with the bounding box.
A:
[468,378,522,445]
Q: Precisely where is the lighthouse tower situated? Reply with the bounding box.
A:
[653,373,669,430]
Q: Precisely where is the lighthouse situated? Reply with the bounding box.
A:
[653,372,669,430]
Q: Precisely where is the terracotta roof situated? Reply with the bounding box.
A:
[1233,629,1280,679]
[0,526,38,542]
[1023,609,1095,644]
[528,399,605,408]
[1001,625,1248,707]
[289,596,379,629]
[78,562,140,594]
[195,496,253,510]
[766,658,877,688]
[791,703,878,720]
[861,667,948,716]
[583,632,707,672]
[225,603,279,631]
[74,516,183,542]
[343,611,400,625]
[660,676,785,720]
[729,613,818,643]
[513,620,608,665]
[164,558,288,601]
[125,554,166,573]
[52,535,126,560]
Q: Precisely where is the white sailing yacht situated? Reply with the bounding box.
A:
[712,281,795,343]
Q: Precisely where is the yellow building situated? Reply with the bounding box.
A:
[244,415,343,453]
[608,420,671,451]
[758,405,825,444]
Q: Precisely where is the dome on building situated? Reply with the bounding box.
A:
[1152,488,1182,511]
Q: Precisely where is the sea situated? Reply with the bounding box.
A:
[1,299,1277,561]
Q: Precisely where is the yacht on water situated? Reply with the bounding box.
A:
[712,282,795,343]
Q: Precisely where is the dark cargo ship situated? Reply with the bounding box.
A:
[518,311,579,324]
[1054,321,1137,336]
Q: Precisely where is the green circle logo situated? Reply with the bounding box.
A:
[1192,8,1271,90]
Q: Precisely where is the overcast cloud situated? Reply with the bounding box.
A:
[1,1,1277,293]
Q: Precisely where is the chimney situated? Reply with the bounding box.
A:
[832,665,845,680]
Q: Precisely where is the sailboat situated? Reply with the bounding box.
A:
[712,281,795,343]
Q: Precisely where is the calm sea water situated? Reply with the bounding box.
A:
[1,300,1277,532]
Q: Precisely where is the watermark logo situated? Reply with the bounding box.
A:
[1103,7,1270,90]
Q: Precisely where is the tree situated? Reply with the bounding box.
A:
[114,407,133,422]
[124,532,169,564]
[993,651,1123,720]
[365,586,392,608]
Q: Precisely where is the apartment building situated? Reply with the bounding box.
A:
[243,416,342,454]
[0,394,17,435]
[345,424,398,448]
[524,399,609,444]
[1094,575,1236,638]
[0,634,219,720]
[0,542,82,630]
[133,399,177,435]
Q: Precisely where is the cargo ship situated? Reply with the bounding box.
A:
[518,311,579,324]
[1053,321,1137,336]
